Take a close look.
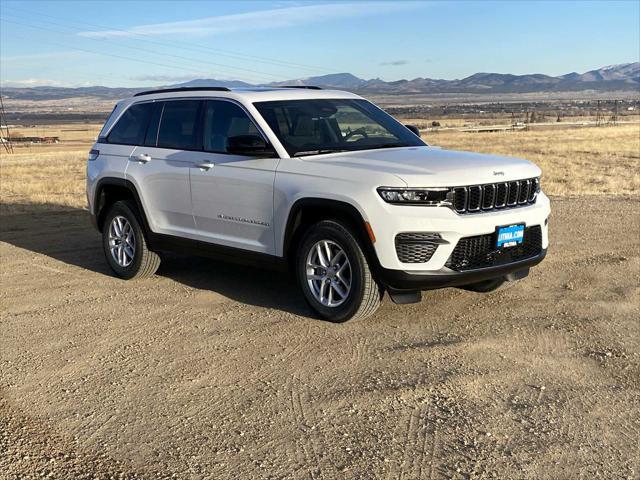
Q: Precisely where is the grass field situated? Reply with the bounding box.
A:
[430,123,640,196]
[1,121,638,215]
[1,117,639,478]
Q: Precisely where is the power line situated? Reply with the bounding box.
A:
[0,17,280,84]
[1,30,145,87]
[1,13,286,81]
[1,5,335,76]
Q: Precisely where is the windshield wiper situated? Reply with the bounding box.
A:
[292,143,410,157]
[368,143,409,150]
[293,149,349,157]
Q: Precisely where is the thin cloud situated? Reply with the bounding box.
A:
[130,74,205,82]
[79,3,421,38]
[1,78,67,87]
[1,51,86,63]
[380,60,409,66]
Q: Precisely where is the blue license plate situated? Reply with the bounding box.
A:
[496,224,525,248]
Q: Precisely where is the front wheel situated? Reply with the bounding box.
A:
[296,220,383,322]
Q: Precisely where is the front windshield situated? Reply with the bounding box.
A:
[253,98,425,157]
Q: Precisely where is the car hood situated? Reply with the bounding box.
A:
[301,146,541,187]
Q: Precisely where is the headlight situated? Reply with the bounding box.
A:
[377,187,452,205]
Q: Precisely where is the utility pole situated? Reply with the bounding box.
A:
[595,100,605,127]
[0,95,14,154]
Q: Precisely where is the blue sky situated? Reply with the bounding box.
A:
[1,0,639,87]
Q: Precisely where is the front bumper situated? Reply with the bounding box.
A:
[377,248,547,292]
[370,192,550,271]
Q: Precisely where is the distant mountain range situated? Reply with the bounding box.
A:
[2,63,638,101]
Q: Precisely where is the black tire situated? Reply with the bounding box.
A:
[102,200,161,279]
[460,277,505,293]
[296,220,382,322]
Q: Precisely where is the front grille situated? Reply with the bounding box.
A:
[507,181,519,206]
[395,232,440,263]
[482,184,495,209]
[495,183,507,207]
[445,226,543,271]
[453,178,538,214]
[453,187,467,211]
[468,186,481,211]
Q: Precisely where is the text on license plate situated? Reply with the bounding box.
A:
[497,224,525,248]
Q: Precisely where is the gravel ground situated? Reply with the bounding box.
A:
[1,196,638,479]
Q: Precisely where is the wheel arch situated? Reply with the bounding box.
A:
[94,177,151,236]
[282,197,381,271]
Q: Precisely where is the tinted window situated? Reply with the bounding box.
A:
[157,100,202,150]
[202,100,260,153]
[98,105,118,140]
[254,99,424,157]
[107,103,154,145]
[143,102,163,147]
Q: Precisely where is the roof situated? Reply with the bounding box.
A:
[123,86,363,105]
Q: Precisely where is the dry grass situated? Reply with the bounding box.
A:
[0,150,88,215]
[1,121,638,216]
[7,124,98,153]
[402,115,640,129]
[424,123,640,196]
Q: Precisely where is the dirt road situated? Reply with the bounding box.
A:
[1,197,638,479]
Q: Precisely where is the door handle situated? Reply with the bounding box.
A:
[134,153,151,163]
[196,162,215,171]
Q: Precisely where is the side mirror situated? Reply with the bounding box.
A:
[227,135,275,157]
[405,124,421,137]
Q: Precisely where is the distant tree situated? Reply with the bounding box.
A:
[431,121,441,127]
[557,113,562,122]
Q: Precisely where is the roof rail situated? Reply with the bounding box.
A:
[279,85,323,90]
[134,86,231,97]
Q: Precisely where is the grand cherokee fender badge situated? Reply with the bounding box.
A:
[218,214,270,227]
[493,171,505,176]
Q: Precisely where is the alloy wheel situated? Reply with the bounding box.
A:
[108,215,136,267]
[305,240,352,307]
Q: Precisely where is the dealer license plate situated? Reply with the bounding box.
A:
[496,224,525,248]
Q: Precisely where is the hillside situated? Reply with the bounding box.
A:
[2,63,638,100]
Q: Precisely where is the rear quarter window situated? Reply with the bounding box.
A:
[107,103,155,145]
[97,105,118,140]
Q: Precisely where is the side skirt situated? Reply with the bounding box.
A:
[147,232,288,272]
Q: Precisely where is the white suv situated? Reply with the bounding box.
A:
[87,86,550,322]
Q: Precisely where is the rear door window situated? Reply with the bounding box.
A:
[107,102,154,145]
[157,100,202,150]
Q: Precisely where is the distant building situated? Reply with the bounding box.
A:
[5,136,60,144]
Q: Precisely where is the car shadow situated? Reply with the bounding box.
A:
[0,202,312,317]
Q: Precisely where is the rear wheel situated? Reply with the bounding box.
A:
[102,200,160,279]
[296,220,382,322]
[460,277,505,293]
